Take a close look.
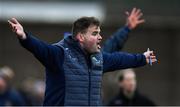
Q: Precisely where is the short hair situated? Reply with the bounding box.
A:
[72,16,100,37]
[118,69,135,82]
[0,66,14,83]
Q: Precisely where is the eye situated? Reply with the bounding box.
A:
[92,32,98,36]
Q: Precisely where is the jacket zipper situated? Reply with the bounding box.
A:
[84,54,91,106]
[88,68,91,106]
[86,56,91,106]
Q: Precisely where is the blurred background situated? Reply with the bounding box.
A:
[0,0,180,105]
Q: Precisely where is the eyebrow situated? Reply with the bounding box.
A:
[92,29,101,33]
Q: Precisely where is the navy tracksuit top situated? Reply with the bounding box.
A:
[19,26,146,106]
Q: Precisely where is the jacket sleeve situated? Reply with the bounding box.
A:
[103,52,147,73]
[102,26,130,53]
[19,32,64,68]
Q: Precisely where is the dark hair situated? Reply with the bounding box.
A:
[72,16,100,37]
[118,70,135,82]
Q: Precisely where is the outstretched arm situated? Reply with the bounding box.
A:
[103,49,157,73]
[103,8,145,53]
[8,18,63,67]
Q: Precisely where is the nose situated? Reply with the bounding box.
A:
[98,34,102,40]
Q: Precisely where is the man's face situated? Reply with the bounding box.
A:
[119,71,137,93]
[80,25,102,54]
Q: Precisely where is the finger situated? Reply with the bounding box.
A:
[135,9,141,16]
[151,52,155,56]
[137,19,145,24]
[150,55,156,57]
[150,56,156,59]
[8,20,15,27]
[125,11,130,16]
[137,13,143,19]
[8,20,13,25]
[131,7,137,16]
[8,21,17,32]
[11,18,19,24]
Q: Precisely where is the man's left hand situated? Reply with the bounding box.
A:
[125,8,145,30]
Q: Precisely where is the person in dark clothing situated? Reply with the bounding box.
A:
[109,69,156,106]
[18,78,45,106]
[8,13,157,105]
[0,66,25,106]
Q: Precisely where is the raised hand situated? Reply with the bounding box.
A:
[8,18,26,39]
[125,8,145,30]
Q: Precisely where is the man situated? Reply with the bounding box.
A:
[8,16,156,106]
[108,69,156,106]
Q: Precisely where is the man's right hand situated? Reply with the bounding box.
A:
[8,18,26,40]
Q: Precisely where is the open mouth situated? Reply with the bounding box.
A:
[97,42,101,49]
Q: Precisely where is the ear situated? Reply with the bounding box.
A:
[76,33,84,42]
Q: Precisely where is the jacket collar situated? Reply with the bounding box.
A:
[54,35,101,58]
